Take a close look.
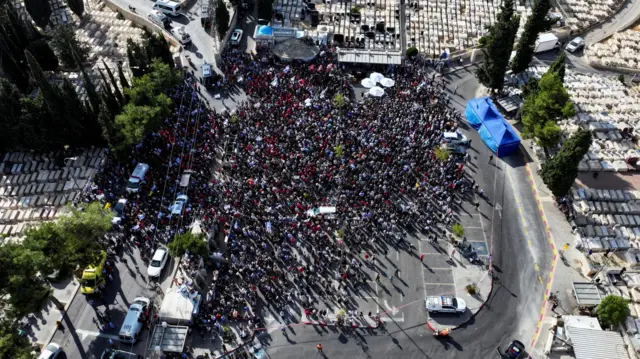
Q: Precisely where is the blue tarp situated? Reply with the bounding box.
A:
[465,97,520,157]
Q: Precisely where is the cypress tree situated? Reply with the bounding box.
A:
[511,0,552,74]
[118,63,130,89]
[24,0,52,29]
[28,38,59,71]
[102,60,124,105]
[548,52,566,82]
[65,0,85,18]
[98,69,120,115]
[60,78,86,141]
[24,50,62,114]
[73,50,101,113]
[476,0,520,91]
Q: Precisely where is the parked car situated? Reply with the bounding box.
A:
[147,247,169,277]
[112,198,127,225]
[230,29,243,45]
[425,296,466,314]
[442,131,469,145]
[171,26,192,45]
[565,36,585,53]
[38,343,62,359]
[169,194,189,216]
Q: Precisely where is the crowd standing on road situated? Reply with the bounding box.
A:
[80,44,476,348]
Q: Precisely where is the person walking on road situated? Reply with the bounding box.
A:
[317,344,323,352]
[419,254,424,262]
[375,273,380,282]
[395,268,400,277]
[389,275,393,283]
[488,154,494,164]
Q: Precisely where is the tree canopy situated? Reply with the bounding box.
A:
[510,0,553,74]
[115,60,178,147]
[597,295,630,328]
[521,70,575,147]
[50,24,90,69]
[257,0,273,21]
[167,232,209,258]
[540,129,592,198]
[216,0,230,40]
[476,0,520,91]
[24,0,52,29]
[0,318,38,359]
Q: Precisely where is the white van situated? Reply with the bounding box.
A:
[153,0,181,16]
[147,10,169,28]
[119,297,151,343]
[126,163,150,193]
[171,26,192,45]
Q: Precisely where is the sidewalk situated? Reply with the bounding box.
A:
[518,138,588,358]
[28,276,81,348]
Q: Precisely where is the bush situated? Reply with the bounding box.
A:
[406,47,419,58]
[434,147,449,161]
[452,223,464,238]
[465,284,478,295]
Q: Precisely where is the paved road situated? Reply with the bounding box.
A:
[52,245,175,359]
[114,0,217,70]
[582,0,640,45]
[250,68,553,358]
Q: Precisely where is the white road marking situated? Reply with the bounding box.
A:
[381,313,405,322]
[419,240,428,299]
[396,250,400,260]
[75,329,120,341]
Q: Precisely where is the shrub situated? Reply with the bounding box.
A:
[406,47,419,58]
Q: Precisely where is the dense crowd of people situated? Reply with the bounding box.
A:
[82,44,474,350]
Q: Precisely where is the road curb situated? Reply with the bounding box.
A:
[523,155,558,354]
[40,279,82,347]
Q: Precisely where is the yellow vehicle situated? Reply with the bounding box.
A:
[80,251,107,295]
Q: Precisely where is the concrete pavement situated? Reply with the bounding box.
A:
[26,277,81,349]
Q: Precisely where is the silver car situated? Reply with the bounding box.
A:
[566,37,584,53]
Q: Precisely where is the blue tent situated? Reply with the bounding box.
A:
[465,97,520,157]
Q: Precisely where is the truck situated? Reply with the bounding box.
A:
[534,33,560,53]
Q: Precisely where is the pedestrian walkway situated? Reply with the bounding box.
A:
[518,139,589,357]
[27,276,81,348]
[300,307,379,328]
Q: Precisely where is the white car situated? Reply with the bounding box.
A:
[443,131,469,145]
[566,37,584,53]
[147,247,169,277]
[230,29,243,45]
[171,26,191,45]
[425,296,466,314]
[38,343,62,359]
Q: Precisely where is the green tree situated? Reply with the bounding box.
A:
[0,78,25,151]
[540,129,591,198]
[333,144,344,158]
[99,69,121,115]
[405,46,418,58]
[434,147,450,161]
[19,93,53,149]
[547,51,566,82]
[57,202,112,269]
[476,0,520,91]
[27,38,59,70]
[333,93,346,108]
[24,0,52,29]
[118,63,130,89]
[0,243,50,319]
[25,50,63,116]
[452,223,464,238]
[536,121,562,149]
[103,60,124,105]
[596,295,630,328]
[521,71,575,145]
[167,232,209,258]
[65,0,85,18]
[127,38,150,77]
[257,0,273,21]
[0,318,38,359]
[23,222,74,278]
[143,32,174,68]
[116,99,171,145]
[59,78,87,142]
[50,24,90,69]
[216,0,230,40]
[511,0,553,74]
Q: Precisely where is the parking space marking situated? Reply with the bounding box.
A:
[423,282,456,285]
[419,240,428,299]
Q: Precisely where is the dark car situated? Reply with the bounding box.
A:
[502,340,525,359]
